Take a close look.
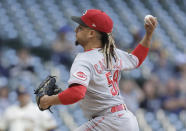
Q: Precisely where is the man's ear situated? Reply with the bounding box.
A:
[88,30,96,39]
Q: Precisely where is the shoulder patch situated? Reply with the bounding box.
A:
[73,71,87,81]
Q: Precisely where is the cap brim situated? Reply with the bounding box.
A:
[71,16,87,27]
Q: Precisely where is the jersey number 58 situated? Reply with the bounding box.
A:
[105,70,119,96]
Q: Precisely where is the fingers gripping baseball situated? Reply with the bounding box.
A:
[144,15,158,35]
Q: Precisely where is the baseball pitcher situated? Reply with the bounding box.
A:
[37,9,157,131]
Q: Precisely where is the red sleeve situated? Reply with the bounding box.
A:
[58,84,87,105]
[131,44,149,67]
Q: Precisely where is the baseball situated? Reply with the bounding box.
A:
[144,15,155,24]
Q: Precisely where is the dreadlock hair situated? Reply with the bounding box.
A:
[100,32,117,70]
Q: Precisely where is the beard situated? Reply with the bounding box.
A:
[75,40,79,46]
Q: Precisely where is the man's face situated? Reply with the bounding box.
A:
[144,82,156,98]
[18,93,30,107]
[75,25,92,46]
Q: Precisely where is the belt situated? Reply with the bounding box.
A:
[111,104,127,113]
[91,104,127,119]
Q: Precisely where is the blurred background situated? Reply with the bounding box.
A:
[0,0,186,131]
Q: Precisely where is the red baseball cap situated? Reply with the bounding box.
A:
[71,9,113,33]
